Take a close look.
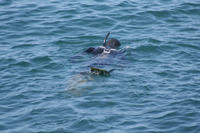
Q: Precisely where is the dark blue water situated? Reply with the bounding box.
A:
[1,0,200,132]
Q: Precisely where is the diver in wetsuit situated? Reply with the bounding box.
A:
[84,32,121,55]
[67,33,122,95]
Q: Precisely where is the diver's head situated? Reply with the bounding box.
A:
[106,39,121,49]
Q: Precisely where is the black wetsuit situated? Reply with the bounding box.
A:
[84,46,118,55]
[84,32,120,55]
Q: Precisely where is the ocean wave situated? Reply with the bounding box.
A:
[1,0,200,132]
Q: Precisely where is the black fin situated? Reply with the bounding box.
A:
[108,69,116,73]
[90,67,109,76]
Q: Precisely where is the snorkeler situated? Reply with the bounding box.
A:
[70,32,122,76]
[83,32,121,75]
[84,32,121,55]
[67,33,123,94]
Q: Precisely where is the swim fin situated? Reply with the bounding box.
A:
[90,67,109,76]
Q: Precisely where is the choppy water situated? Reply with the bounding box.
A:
[1,0,200,132]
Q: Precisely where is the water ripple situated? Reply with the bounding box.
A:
[1,0,200,132]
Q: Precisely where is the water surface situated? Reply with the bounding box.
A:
[0,0,200,132]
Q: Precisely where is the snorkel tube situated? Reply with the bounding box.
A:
[103,32,110,46]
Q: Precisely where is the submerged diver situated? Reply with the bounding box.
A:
[66,32,123,95]
[83,32,122,75]
[70,32,122,76]
[84,32,121,55]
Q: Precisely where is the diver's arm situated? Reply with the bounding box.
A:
[84,47,95,53]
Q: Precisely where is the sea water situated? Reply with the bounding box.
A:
[0,0,200,132]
